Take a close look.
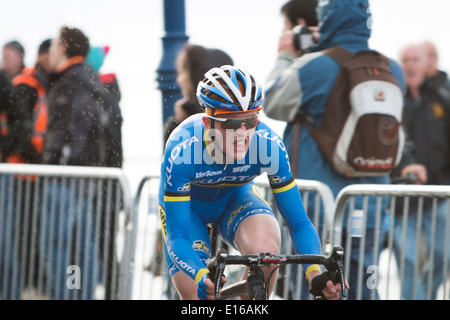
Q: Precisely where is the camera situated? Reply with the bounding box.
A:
[293,25,316,52]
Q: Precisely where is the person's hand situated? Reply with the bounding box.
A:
[321,277,349,300]
[309,26,320,44]
[278,27,320,57]
[401,164,427,184]
[278,30,303,57]
[309,271,350,300]
[197,273,214,300]
[197,273,227,300]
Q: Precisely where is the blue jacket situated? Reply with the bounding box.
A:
[263,0,406,228]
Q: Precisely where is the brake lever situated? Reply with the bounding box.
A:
[207,248,227,300]
[326,245,347,298]
[213,263,225,300]
[336,259,347,298]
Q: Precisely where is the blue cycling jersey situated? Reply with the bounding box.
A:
[159,113,321,283]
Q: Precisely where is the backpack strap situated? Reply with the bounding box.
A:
[290,120,301,177]
[322,46,353,66]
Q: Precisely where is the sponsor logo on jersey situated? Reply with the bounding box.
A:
[233,165,251,173]
[227,202,253,234]
[195,174,259,186]
[170,251,196,277]
[166,135,199,187]
[195,170,223,179]
[268,175,287,184]
[177,183,191,192]
[193,240,210,255]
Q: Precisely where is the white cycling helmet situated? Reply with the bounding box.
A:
[196,65,264,115]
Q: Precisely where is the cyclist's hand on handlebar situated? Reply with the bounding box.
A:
[197,274,214,300]
[322,278,349,300]
[197,274,227,300]
[309,271,349,300]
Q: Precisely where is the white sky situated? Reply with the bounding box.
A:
[1,0,449,188]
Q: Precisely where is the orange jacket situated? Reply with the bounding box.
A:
[7,67,48,163]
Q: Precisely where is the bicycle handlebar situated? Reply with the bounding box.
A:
[206,245,347,300]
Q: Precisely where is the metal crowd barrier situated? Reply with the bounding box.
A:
[0,163,133,300]
[130,175,335,300]
[129,175,174,299]
[332,184,450,300]
[5,163,448,301]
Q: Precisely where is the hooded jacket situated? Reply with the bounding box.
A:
[263,0,406,227]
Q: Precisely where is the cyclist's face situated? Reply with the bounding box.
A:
[204,111,258,161]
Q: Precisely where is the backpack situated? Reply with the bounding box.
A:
[301,46,405,177]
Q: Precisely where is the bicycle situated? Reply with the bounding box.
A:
[206,245,347,300]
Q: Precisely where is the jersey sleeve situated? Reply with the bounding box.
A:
[264,129,322,277]
[161,129,209,284]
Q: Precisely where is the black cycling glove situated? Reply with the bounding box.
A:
[309,271,337,297]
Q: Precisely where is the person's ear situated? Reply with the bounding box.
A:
[296,17,307,26]
[202,116,211,129]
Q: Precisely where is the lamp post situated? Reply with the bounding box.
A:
[157,0,189,128]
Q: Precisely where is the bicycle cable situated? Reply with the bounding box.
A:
[265,265,281,299]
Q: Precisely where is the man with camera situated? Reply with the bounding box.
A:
[280,0,318,54]
[263,0,406,299]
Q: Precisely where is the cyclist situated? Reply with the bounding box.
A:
[158,65,347,300]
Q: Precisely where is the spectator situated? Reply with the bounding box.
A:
[392,43,450,300]
[163,44,233,145]
[2,40,25,80]
[0,40,52,300]
[0,50,18,299]
[0,70,13,161]
[422,41,450,94]
[0,70,19,298]
[44,28,106,166]
[85,45,123,168]
[41,26,103,299]
[36,39,52,86]
[263,0,406,299]
[8,39,51,164]
[85,44,124,299]
[1,41,26,162]
[86,45,121,103]
[0,42,34,300]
